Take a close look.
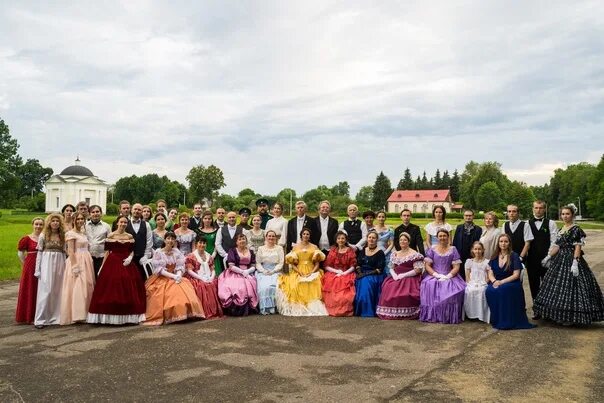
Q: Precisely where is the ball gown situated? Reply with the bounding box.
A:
[87,240,146,325]
[15,236,39,324]
[533,225,604,325]
[34,235,66,326]
[463,258,490,323]
[277,244,327,316]
[322,246,357,317]
[354,249,386,317]
[255,245,284,314]
[376,251,424,320]
[419,246,466,324]
[185,250,224,319]
[60,230,95,324]
[218,248,258,316]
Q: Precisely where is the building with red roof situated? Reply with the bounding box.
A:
[387,189,453,214]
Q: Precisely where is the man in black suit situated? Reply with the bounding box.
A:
[311,200,339,255]
[286,200,318,252]
[393,209,425,255]
[452,209,482,280]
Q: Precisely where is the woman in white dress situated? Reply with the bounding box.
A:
[34,213,66,328]
[425,205,452,249]
[265,202,288,248]
[479,211,502,260]
[464,241,490,322]
[255,230,284,314]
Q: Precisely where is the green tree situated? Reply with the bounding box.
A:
[475,181,504,212]
[460,161,509,208]
[0,119,23,207]
[442,170,451,190]
[550,162,596,217]
[433,169,442,188]
[397,167,414,190]
[113,174,187,206]
[331,181,350,197]
[355,186,373,211]
[186,164,225,207]
[236,188,260,211]
[450,169,460,201]
[505,181,535,218]
[302,185,332,212]
[371,171,392,210]
[414,175,422,190]
[587,154,604,220]
[275,188,297,216]
[18,159,53,197]
[214,193,237,212]
[420,171,429,190]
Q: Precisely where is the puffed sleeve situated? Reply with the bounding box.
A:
[312,248,325,263]
[65,230,77,241]
[412,255,425,271]
[451,246,462,265]
[227,248,238,266]
[185,253,197,271]
[285,250,299,265]
[17,236,29,251]
[345,248,357,268]
[275,247,284,271]
[424,247,434,263]
[174,249,186,272]
[324,248,336,267]
[151,249,166,274]
[573,227,587,246]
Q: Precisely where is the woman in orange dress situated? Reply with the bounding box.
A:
[322,230,357,316]
[144,231,205,325]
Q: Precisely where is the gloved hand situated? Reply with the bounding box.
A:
[139,256,149,266]
[438,275,450,282]
[72,266,81,277]
[541,255,552,268]
[245,268,255,276]
[571,260,579,277]
[123,255,133,266]
[174,272,182,283]
[432,272,446,280]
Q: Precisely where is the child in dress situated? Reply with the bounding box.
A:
[464,242,490,322]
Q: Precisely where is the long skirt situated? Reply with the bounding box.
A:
[486,280,535,330]
[218,270,258,316]
[15,253,38,324]
[377,274,421,320]
[186,276,223,319]
[464,282,490,323]
[354,272,385,317]
[256,263,279,314]
[322,272,355,317]
[34,251,65,326]
[60,250,95,325]
[144,275,205,325]
[419,275,466,324]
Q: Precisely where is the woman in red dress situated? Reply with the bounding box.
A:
[322,230,357,316]
[185,234,224,319]
[15,217,44,324]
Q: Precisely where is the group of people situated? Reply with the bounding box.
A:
[15,197,604,330]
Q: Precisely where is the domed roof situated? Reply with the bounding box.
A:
[59,158,94,176]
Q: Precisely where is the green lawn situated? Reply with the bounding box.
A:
[1,210,602,281]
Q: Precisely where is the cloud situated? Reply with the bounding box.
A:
[1,1,603,198]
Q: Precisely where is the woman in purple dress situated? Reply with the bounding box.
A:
[420,229,466,324]
[218,233,258,316]
[377,232,424,320]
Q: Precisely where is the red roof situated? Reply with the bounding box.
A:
[387,189,452,202]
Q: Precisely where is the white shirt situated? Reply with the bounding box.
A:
[506,219,534,242]
[338,219,368,250]
[318,215,330,251]
[296,215,307,244]
[266,216,288,247]
[85,220,111,258]
[531,217,558,247]
[215,225,238,257]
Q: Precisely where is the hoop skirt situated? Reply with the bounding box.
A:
[354,249,386,317]
[218,249,258,316]
[15,236,38,324]
[377,252,424,320]
[485,252,535,330]
[144,249,205,325]
[533,226,604,325]
[322,247,357,317]
[255,245,284,314]
[185,251,223,319]
[87,240,146,324]
[60,231,96,324]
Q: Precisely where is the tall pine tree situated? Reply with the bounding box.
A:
[442,170,451,189]
[450,169,461,201]
[372,171,393,210]
[414,175,422,190]
[420,171,429,190]
[433,169,442,188]
[397,167,414,190]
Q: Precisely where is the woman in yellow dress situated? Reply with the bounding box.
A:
[277,227,327,316]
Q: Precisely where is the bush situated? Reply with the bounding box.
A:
[106,203,119,215]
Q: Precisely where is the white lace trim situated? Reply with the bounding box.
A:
[87,313,145,325]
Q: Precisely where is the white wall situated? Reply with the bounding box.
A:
[388,201,452,214]
[45,179,107,213]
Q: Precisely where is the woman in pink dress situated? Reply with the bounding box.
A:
[185,234,224,319]
[61,213,96,324]
[15,217,44,324]
[377,232,424,320]
[218,233,258,316]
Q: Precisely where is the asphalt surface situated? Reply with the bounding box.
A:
[1,232,603,402]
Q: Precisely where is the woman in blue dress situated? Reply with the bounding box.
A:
[374,211,394,274]
[354,231,386,317]
[485,233,535,330]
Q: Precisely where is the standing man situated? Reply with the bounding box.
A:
[256,198,273,230]
[189,203,203,231]
[216,211,243,263]
[76,201,90,219]
[286,201,317,252]
[112,200,131,230]
[526,200,558,318]
[238,207,252,230]
[312,200,339,256]
[126,203,153,280]
[393,209,425,255]
[338,204,368,251]
[452,209,482,280]
[85,205,111,277]
[215,207,226,228]
[503,204,533,262]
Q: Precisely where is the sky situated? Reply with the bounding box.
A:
[1,1,603,198]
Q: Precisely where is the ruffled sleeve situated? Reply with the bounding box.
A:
[285,250,299,265]
[413,254,425,271]
[152,249,166,275]
[324,247,337,268]
[312,248,325,263]
[573,226,587,246]
[424,247,434,263]
[345,248,357,268]
[185,253,198,271]
[174,249,186,272]
[451,246,462,265]
[65,230,77,241]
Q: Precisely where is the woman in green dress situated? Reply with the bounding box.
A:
[199,210,222,275]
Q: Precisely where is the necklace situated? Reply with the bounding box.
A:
[368,246,377,251]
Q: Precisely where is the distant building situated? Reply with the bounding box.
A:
[44,158,109,213]
[387,189,453,214]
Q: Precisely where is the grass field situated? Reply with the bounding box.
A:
[2,210,603,281]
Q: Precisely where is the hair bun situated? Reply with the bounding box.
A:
[565,203,578,215]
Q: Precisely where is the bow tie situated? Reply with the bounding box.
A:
[132,220,141,224]
[534,218,543,222]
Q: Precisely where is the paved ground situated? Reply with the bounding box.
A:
[1,233,603,402]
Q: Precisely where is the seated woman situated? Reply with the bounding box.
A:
[255,230,284,315]
[277,227,327,316]
[534,204,604,325]
[354,231,386,317]
[144,231,205,325]
[376,232,424,320]
[420,229,466,324]
[323,230,357,317]
[185,234,223,319]
[485,233,535,330]
[464,241,490,323]
[218,233,258,316]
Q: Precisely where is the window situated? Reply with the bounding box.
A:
[395,204,400,213]
[85,197,91,205]
[56,197,59,208]
[413,204,417,213]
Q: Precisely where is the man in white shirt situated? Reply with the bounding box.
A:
[215,208,226,228]
[338,204,368,251]
[286,201,318,252]
[216,211,242,262]
[503,204,534,261]
[312,200,339,255]
[85,204,111,277]
[126,203,153,279]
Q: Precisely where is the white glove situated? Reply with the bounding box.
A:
[245,268,255,276]
[72,266,81,277]
[571,260,579,277]
[139,256,149,266]
[432,272,446,280]
[438,275,449,282]
[541,255,552,268]
[174,272,182,283]
[399,270,416,279]
[123,255,133,266]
